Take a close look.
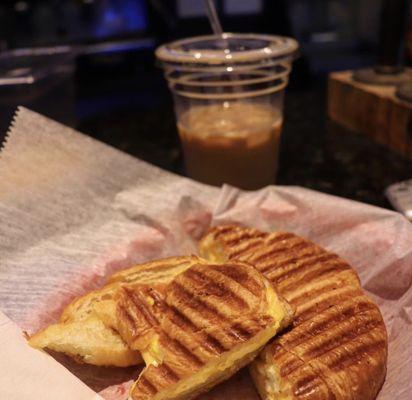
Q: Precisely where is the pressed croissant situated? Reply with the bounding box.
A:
[200,225,388,400]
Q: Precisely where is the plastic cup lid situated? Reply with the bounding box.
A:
[156,33,299,66]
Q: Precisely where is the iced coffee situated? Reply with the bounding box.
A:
[178,102,282,189]
[156,33,298,189]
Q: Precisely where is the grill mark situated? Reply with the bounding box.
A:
[170,281,223,320]
[159,362,181,382]
[273,344,337,400]
[279,355,304,377]
[183,268,249,311]
[289,279,353,308]
[230,322,253,341]
[148,288,166,305]
[273,344,306,378]
[167,306,227,354]
[294,288,364,324]
[270,253,340,285]
[274,344,322,396]
[214,226,238,238]
[229,240,264,259]
[167,306,198,331]
[283,300,377,349]
[137,376,158,395]
[327,339,386,371]
[224,231,265,246]
[125,288,160,328]
[296,253,341,269]
[117,305,137,333]
[260,246,324,275]
[210,263,262,298]
[267,232,296,244]
[353,298,379,314]
[279,262,350,295]
[161,333,205,369]
[236,326,254,340]
[304,318,382,360]
[171,281,253,343]
[289,274,362,308]
[201,334,228,354]
[294,373,324,397]
[251,240,310,264]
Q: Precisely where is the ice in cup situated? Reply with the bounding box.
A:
[156,34,298,190]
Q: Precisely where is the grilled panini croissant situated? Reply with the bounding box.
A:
[29,256,204,367]
[200,225,388,400]
[103,259,294,400]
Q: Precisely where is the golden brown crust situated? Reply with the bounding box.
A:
[109,255,205,285]
[112,261,292,400]
[30,256,204,368]
[200,225,388,400]
[251,342,336,400]
[277,296,387,400]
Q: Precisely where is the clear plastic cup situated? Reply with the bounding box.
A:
[156,33,298,190]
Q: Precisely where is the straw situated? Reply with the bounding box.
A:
[204,0,224,36]
[203,0,238,94]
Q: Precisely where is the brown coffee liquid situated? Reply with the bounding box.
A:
[178,103,283,190]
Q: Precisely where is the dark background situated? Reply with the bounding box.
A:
[0,0,411,209]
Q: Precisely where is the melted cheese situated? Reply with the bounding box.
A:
[141,335,164,367]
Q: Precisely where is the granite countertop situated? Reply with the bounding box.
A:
[1,71,409,210]
[77,80,412,210]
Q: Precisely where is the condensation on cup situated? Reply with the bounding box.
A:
[156,33,299,190]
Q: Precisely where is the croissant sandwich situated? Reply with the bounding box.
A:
[98,259,293,400]
[29,256,204,367]
[200,225,388,400]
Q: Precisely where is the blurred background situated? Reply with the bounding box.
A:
[0,0,411,208]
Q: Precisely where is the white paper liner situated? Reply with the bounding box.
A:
[0,107,411,399]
